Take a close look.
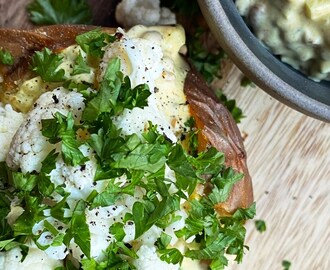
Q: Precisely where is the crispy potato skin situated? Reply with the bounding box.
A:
[0,25,253,214]
[184,68,253,215]
[0,25,116,95]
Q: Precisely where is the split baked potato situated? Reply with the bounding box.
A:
[0,25,253,269]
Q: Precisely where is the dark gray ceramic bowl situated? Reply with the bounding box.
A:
[198,0,330,122]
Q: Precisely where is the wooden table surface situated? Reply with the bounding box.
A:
[1,1,329,269]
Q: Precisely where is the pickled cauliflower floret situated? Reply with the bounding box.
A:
[6,87,85,173]
[0,103,25,161]
[115,0,176,28]
[49,144,102,204]
[0,245,63,270]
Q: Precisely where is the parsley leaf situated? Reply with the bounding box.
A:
[208,168,244,205]
[282,260,292,270]
[12,194,46,236]
[240,76,254,88]
[110,223,126,242]
[76,29,116,58]
[41,112,88,166]
[64,200,91,258]
[27,0,92,25]
[36,150,58,197]
[188,29,226,84]
[132,196,180,239]
[90,178,135,209]
[11,172,38,193]
[255,219,267,233]
[81,242,137,269]
[0,49,14,65]
[215,90,244,123]
[72,51,91,76]
[82,58,151,122]
[30,48,66,82]
[158,248,183,265]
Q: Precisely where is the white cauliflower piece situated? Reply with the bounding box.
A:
[71,188,144,262]
[133,245,179,270]
[6,87,85,173]
[71,203,128,262]
[0,245,63,270]
[49,144,104,206]
[115,0,176,28]
[32,217,69,261]
[100,29,177,142]
[0,103,25,162]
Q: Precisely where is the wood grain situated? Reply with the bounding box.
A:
[218,65,330,270]
[1,1,329,269]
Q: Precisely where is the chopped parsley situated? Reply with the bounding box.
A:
[0,28,255,269]
[282,260,292,270]
[41,112,88,166]
[72,51,91,76]
[187,29,226,84]
[255,219,267,233]
[241,76,255,87]
[76,29,116,59]
[30,48,66,82]
[0,49,14,65]
[215,89,244,123]
[27,0,92,25]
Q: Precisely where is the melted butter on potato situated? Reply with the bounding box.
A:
[3,45,94,113]
[127,25,191,138]
[99,25,191,142]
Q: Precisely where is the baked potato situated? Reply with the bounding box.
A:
[0,25,253,269]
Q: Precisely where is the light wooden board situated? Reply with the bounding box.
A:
[1,1,329,269]
[219,65,330,270]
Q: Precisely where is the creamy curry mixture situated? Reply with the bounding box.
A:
[236,0,330,81]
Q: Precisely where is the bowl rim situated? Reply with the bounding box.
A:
[198,0,330,122]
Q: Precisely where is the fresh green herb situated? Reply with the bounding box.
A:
[82,58,150,122]
[12,194,46,236]
[64,200,91,258]
[72,51,91,75]
[90,178,135,209]
[76,29,116,58]
[158,247,183,265]
[240,76,254,87]
[27,0,92,25]
[215,89,244,123]
[208,168,244,205]
[30,48,66,82]
[0,24,256,269]
[110,223,126,242]
[161,0,200,17]
[187,29,226,84]
[282,260,292,270]
[81,241,137,269]
[184,117,199,157]
[63,80,94,98]
[0,163,12,241]
[41,112,88,166]
[255,219,267,233]
[132,196,180,239]
[0,49,14,65]
[177,199,256,268]
[156,232,183,264]
[167,143,197,195]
